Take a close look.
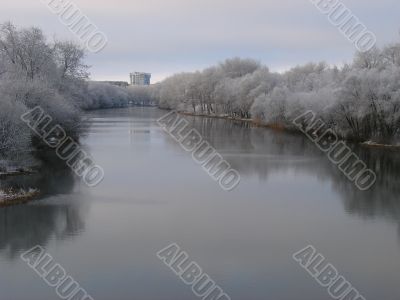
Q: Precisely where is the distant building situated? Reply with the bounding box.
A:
[130,72,151,86]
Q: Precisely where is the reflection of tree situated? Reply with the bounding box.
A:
[180,116,400,233]
[0,202,87,259]
[331,147,400,220]
[0,151,89,259]
[0,150,76,195]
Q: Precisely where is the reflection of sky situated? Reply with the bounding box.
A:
[0,107,400,300]
[77,108,400,299]
[3,0,400,82]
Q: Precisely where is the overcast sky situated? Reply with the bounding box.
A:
[2,0,399,82]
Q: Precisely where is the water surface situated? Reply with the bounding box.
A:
[0,107,399,300]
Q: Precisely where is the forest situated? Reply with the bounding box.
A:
[150,48,400,145]
[0,22,154,167]
[1,22,399,170]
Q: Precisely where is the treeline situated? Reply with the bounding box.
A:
[0,23,153,164]
[0,22,88,161]
[85,82,156,109]
[2,21,399,164]
[149,46,400,144]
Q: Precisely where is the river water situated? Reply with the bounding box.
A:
[0,107,399,300]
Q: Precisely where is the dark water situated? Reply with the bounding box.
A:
[0,107,399,300]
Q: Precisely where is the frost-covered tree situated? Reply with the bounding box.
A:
[382,43,400,67]
[353,47,384,70]
[0,22,89,158]
[150,42,400,143]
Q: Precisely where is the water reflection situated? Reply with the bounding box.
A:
[0,151,75,195]
[0,201,87,259]
[0,152,89,259]
[176,116,400,231]
[1,107,397,300]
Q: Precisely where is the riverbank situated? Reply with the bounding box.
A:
[179,111,400,149]
[0,168,37,178]
[0,188,40,207]
[361,141,400,149]
[0,161,40,206]
[180,112,283,129]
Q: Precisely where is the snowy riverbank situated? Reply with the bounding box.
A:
[0,188,40,207]
[180,112,400,149]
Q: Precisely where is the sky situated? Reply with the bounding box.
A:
[2,0,400,83]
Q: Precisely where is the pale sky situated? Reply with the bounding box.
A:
[2,0,399,82]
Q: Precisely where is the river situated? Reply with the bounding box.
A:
[0,107,399,300]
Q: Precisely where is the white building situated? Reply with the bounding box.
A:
[130,72,151,86]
